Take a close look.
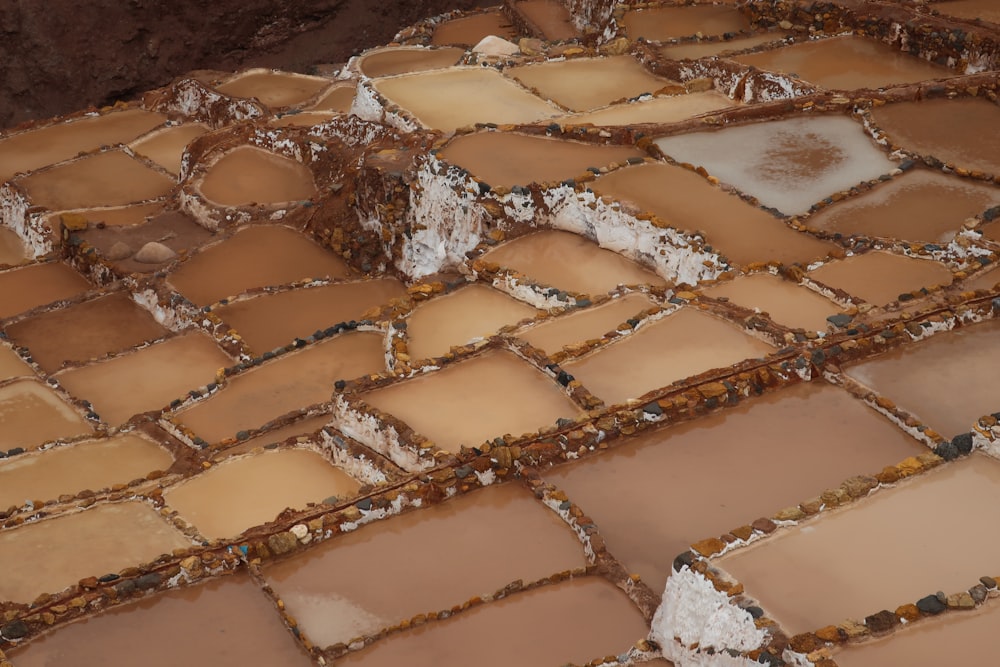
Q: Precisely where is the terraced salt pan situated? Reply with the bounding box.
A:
[933,0,1000,25]
[167,225,351,306]
[0,433,173,509]
[0,261,90,320]
[870,97,1000,175]
[718,454,1000,635]
[129,123,209,175]
[481,229,667,295]
[513,0,580,41]
[17,150,175,210]
[431,10,517,46]
[197,145,316,206]
[214,70,330,108]
[269,111,337,128]
[360,348,584,452]
[621,5,752,41]
[733,35,953,91]
[370,67,561,133]
[546,381,923,594]
[703,273,842,331]
[0,344,32,380]
[659,33,790,60]
[0,378,93,451]
[308,84,356,112]
[654,115,897,215]
[8,574,315,667]
[175,332,385,444]
[807,251,953,306]
[335,577,648,667]
[78,209,212,275]
[4,292,167,373]
[54,331,232,427]
[0,226,28,266]
[406,284,539,361]
[358,47,466,77]
[506,56,678,112]
[983,219,1000,243]
[0,501,188,603]
[213,279,405,352]
[806,169,1000,243]
[517,292,657,354]
[845,318,1000,437]
[164,448,359,540]
[592,163,836,266]
[0,108,166,183]
[438,131,644,188]
[46,201,164,228]
[263,483,587,647]
[963,265,1000,291]
[561,307,774,406]
[553,91,734,126]
[226,413,332,454]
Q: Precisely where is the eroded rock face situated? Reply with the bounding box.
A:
[0,0,493,129]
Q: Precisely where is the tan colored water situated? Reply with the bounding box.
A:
[734,35,952,90]
[563,307,774,406]
[5,292,167,373]
[0,344,32,380]
[263,483,587,646]
[622,6,751,41]
[214,279,405,352]
[870,97,1000,175]
[339,576,646,667]
[198,146,316,206]
[8,574,315,667]
[807,169,1000,243]
[0,379,93,452]
[439,131,643,188]
[361,349,583,452]
[164,448,359,540]
[508,56,677,112]
[719,454,1000,634]
[514,0,580,41]
[0,262,90,320]
[50,201,164,228]
[983,219,1000,243]
[517,292,657,354]
[176,332,385,444]
[703,274,842,331]
[963,265,1000,291]
[835,597,1000,667]
[226,413,332,453]
[18,150,174,211]
[129,123,209,175]
[808,251,953,306]
[0,109,166,183]
[660,33,790,60]
[546,381,922,595]
[655,115,897,216]
[309,85,356,112]
[359,47,465,77]
[593,162,836,266]
[846,318,1000,437]
[0,501,189,603]
[555,91,733,127]
[269,111,337,128]
[407,284,539,361]
[372,67,560,133]
[167,225,351,306]
[0,227,28,266]
[215,71,330,108]
[481,229,666,295]
[431,10,517,46]
[0,434,173,509]
[934,0,1000,24]
[55,331,232,427]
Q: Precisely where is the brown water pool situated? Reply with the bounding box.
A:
[0,378,93,452]
[554,91,734,127]
[517,292,657,355]
[807,251,953,306]
[703,273,842,331]
[431,10,517,46]
[215,70,331,108]
[659,33,790,60]
[0,262,90,320]
[513,0,580,41]
[358,47,466,78]
[197,146,316,206]
[129,123,209,175]
[622,5,751,41]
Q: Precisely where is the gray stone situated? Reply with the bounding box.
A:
[1,619,29,640]
[916,594,946,615]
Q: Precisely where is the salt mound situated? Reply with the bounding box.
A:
[133,241,176,264]
[472,35,520,57]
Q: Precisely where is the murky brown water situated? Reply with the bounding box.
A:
[309,84,356,112]
[932,0,1000,25]
[622,5,751,41]
[808,251,953,306]
[659,33,790,60]
[335,576,648,667]
[0,344,32,380]
[545,381,924,595]
[517,292,656,354]
[439,131,643,188]
[129,123,209,175]
[214,279,405,352]
[431,10,517,46]
[361,348,583,452]
[49,201,164,228]
[263,482,587,646]
[703,274,842,331]
[0,262,89,320]
[0,433,173,509]
[718,454,1000,635]
[359,47,466,77]
[8,574,315,667]
[562,307,774,406]
[198,146,316,206]
[0,227,28,266]
[225,413,332,453]
[215,71,331,108]
[55,331,232,427]
[963,265,1000,291]
[269,111,337,128]
[554,91,733,126]
[0,501,189,603]
[164,448,359,539]
[176,332,385,444]
[514,0,580,41]
[406,284,539,361]
[0,378,93,451]
[481,229,666,295]
[167,225,351,306]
